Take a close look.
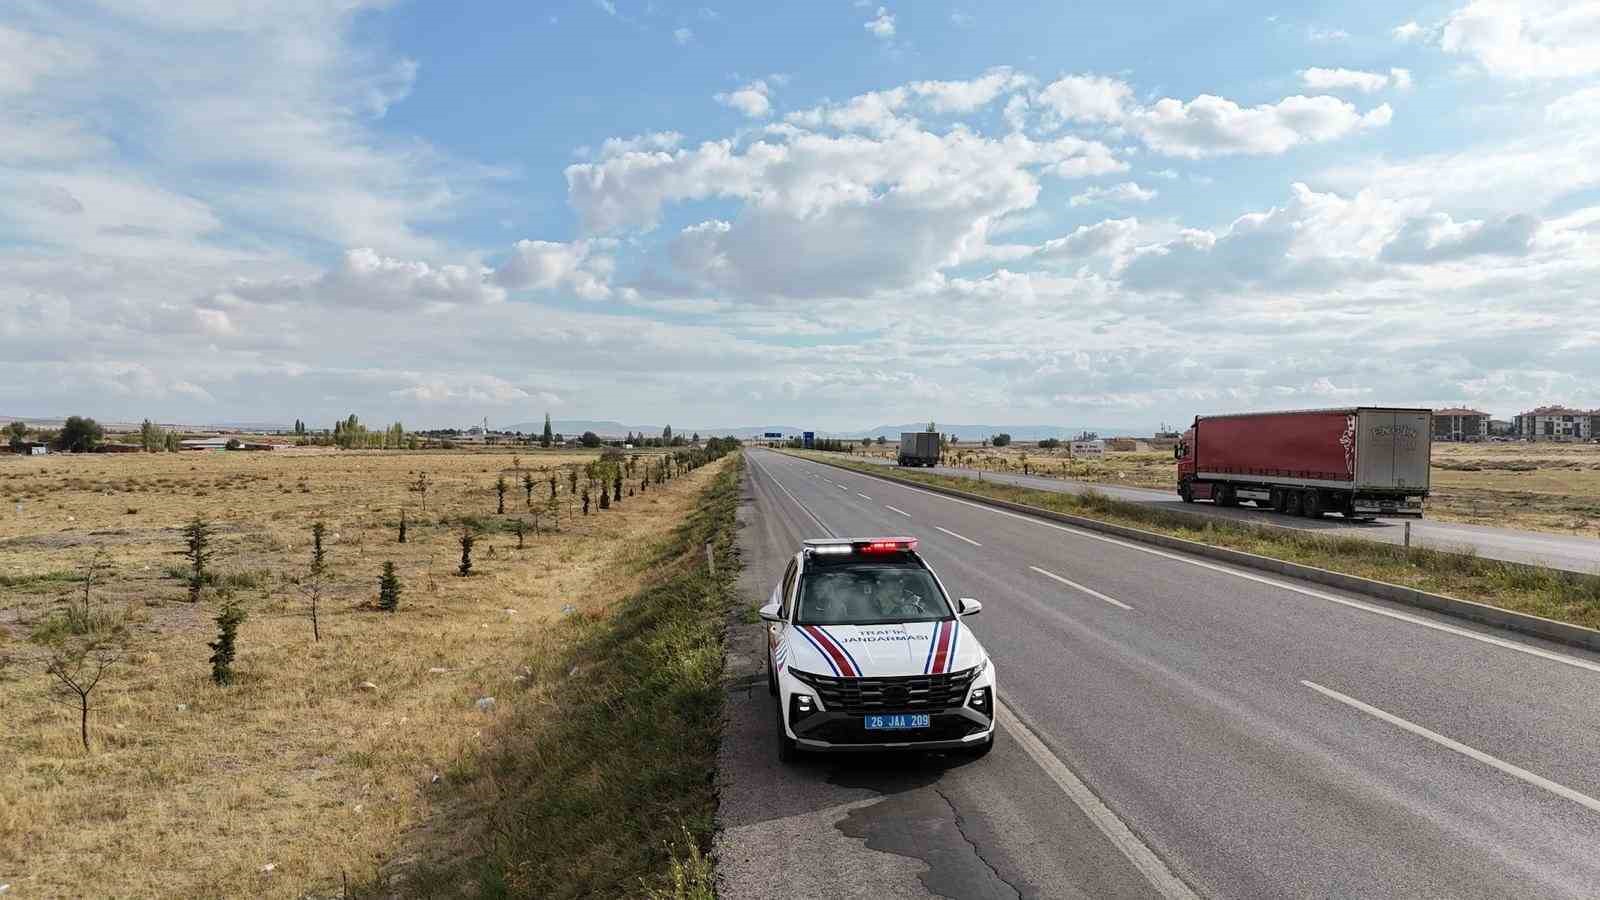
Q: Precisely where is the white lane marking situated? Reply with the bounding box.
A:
[750,452,835,538]
[998,702,1198,899]
[1030,565,1133,610]
[838,484,850,491]
[884,505,912,518]
[935,525,982,547]
[805,458,1600,677]
[857,493,872,501]
[1302,680,1600,816]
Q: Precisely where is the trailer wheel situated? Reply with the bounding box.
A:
[1284,491,1303,516]
[1272,489,1289,514]
[1179,482,1194,503]
[1301,489,1323,519]
[1216,484,1237,507]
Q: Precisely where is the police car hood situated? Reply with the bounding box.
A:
[790,619,982,678]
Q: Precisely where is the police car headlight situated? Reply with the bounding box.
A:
[967,686,992,716]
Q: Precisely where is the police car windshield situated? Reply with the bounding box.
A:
[795,561,951,626]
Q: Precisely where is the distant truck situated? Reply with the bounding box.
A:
[1175,407,1431,519]
[898,432,942,467]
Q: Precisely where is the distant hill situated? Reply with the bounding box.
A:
[860,423,1146,440]
[505,421,808,439]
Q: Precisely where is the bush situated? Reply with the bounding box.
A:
[377,562,401,612]
[55,416,104,453]
[458,530,476,577]
[209,601,246,685]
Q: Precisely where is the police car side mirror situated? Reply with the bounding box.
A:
[758,601,782,622]
[958,597,982,616]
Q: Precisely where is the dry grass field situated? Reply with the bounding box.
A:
[849,440,1600,535]
[0,445,726,898]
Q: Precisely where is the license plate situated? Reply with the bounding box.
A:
[864,714,930,730]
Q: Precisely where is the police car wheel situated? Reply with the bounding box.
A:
[775,707,798,762]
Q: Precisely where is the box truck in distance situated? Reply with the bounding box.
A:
[898,432,942,467]
[1175,407,1431,519]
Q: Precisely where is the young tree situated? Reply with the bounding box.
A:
[495,476,507,514]
[514,519,525,548]
[412,471,430,511]
[7,420,28,451]
[579,431,601,448]
[523,471,535,506]
[581,488,590,516]
[45,647,120,751]
[139,419,163,452]
[164,432,179,452]
[541,413,554,448]
[377,562,401,612]
[598,487,610,510]
[398,508,407,544]
[209,600,246,685]
[458,530,475,577]
[612,471,622,503]
[306,521,328,641]
[55,416,104,453]
[182,515,213,603]
[548,471,558,500]
[568,469,579,496]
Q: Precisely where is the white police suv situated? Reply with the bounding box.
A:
[760,537,996,760]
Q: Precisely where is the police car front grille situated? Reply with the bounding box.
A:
[792,668,978,715]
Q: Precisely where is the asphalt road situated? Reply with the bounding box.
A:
[715,449,1600,899]
[845,455,1600,575]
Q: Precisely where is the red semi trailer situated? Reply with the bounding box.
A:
[1175,407,1431,519]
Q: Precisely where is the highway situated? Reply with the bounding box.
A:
[715,449,1600,899]
[844,455,1600,575]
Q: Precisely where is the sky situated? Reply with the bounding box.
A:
[2,0,1599,432]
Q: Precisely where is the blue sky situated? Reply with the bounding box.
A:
[3,0,1598,430]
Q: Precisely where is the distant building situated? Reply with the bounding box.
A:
[1487,419,1515,437]
[1516,406,1596,442]
[1432,408,1490,442]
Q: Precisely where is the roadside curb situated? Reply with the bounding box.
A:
[794,453,1600,655]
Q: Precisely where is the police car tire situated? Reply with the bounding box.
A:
[776,708,799,762]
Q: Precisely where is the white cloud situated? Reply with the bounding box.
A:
[908,66,1031,113]
[715,80,772,118]
[1300,67,1399,93]
[494,239,616,300]
[1036,74,1134,125]
[674,26,693,44]
[1002,94,1030,131]
[1546,85,1600,125]
[1379,212,1540,262]
[598,131,684,157]
[1035,217,1141,260]
[1390,68,1414,90]
[231,248,505,310]
[1069,182,1157,207]
[1393,21,1426,41]
[865,6,895,38]
[1438,0,1600,79]
[1034,75,1393,157]
[1306,25,1350,42]
[0,25,92,94]
[1130,94,1392,158]
[595,0,617,16]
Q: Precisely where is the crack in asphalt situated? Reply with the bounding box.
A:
[934,786,1023,900]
